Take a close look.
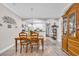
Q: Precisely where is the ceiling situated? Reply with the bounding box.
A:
[3,3,72,19]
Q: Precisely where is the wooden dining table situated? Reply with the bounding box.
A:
[15,36,44,52]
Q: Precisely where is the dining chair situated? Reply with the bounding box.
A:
[31,32,39,52]
[19,32,30,53]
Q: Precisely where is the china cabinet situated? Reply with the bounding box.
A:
[63,17,67,35]
[62,3,79,55]
[69,13,76,37]
[62,17,68,52]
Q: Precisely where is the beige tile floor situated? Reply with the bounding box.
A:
[0,37,68,56]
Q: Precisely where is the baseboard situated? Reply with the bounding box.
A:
[0,43,15,54]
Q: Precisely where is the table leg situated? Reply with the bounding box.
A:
[15,39,17,52]
[42,39,44,52]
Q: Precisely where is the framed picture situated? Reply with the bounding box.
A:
[2,16,16,25]
[15,26,17,28]
[8,24,12,28]
[0,23,2,27]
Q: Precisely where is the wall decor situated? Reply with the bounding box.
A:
[15,26,17,28]
[0,23,2,27]
[2,16,16,25]
[8,24,12,28]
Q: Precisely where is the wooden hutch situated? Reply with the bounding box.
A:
[62,3,79,56]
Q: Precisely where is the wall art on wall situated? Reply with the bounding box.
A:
[2,16,16,25]
[15,26,17,28]
[0,23,2,27]
[8,24,12,28]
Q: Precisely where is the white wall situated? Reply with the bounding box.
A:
[56,17,63,48]
[0,4,22,53]
[57,17,63,42]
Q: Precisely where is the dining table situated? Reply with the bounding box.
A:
[15,35,44,52]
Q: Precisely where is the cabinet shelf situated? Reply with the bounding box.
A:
[52,24,58,40]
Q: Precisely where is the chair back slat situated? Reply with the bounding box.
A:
[31,32,39,41]
[19,32,27,38]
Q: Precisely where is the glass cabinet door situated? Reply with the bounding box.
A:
[69,13,76,37]
[63,17,67,35]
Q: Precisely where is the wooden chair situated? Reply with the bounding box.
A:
[19,32,30,53]
[31,32,39,52]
